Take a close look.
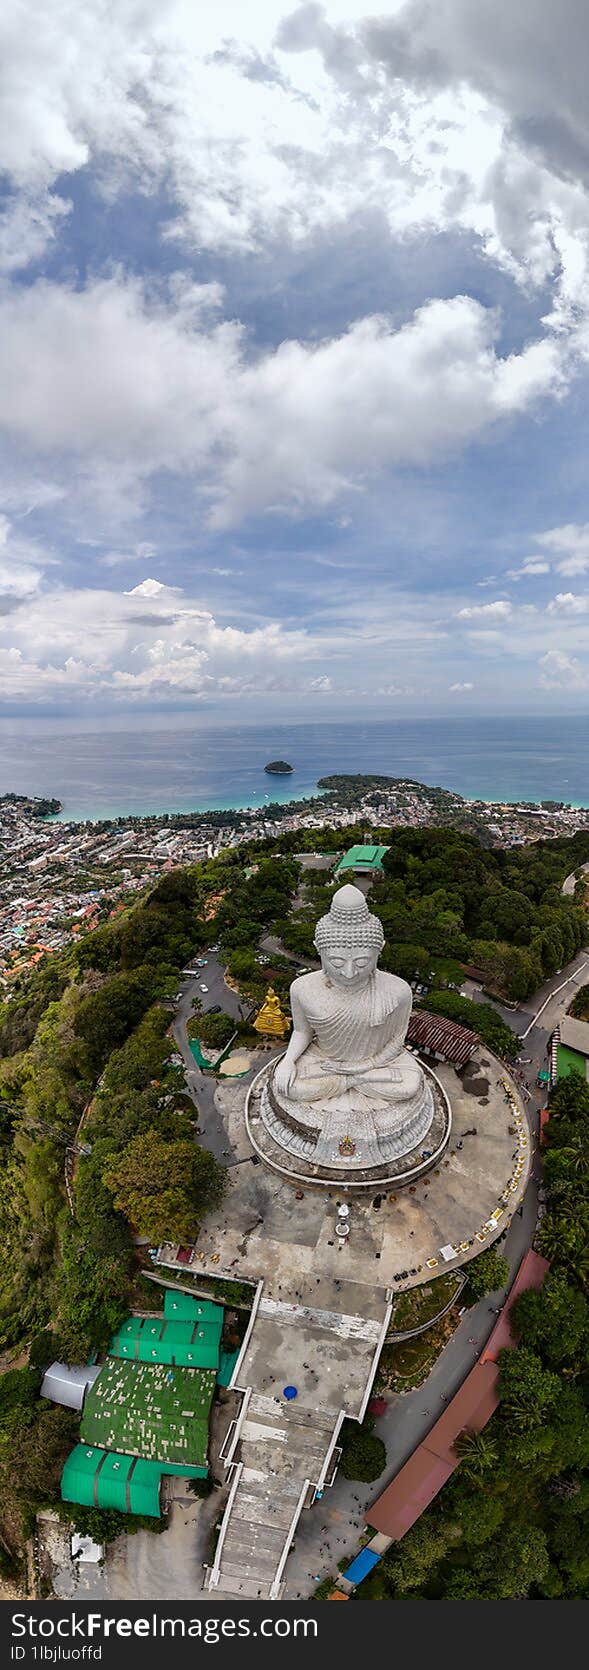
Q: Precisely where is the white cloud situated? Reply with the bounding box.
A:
[125,577,173,598]
[0,0,587,330]
[0,192,71,272]
[456,599,512,619]
[0,571,343,703]
[546,591,589,614]
[534,523,589,576]
[0,275,571,527]
[507,558,551,579]
[539,648,589,688]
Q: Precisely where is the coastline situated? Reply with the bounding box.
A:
[0,713,586,824]
[50,783,589,826]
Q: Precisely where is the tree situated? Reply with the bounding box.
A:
[499,1346,561,1429]
[382,1518,457,1595]
[381,943,431,980]
[454,1429,499,1482]
[464,1248,510,1302]
[227,949,258,981]
[549,1071,589,1126]
[103,1129,226,1242]
[570,983,589,1022]
[192,1011,234,1050]
[418,990,518,1058]
[54,1218,131,1358]
[514,1274,589,1367]
[447,1488,504,1547]
[339,1416,386,1482]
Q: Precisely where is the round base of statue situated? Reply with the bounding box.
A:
[245,883,451,1189]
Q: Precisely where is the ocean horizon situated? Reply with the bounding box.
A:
[0,714,587,823]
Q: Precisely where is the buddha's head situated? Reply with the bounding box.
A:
[314,883,384,990]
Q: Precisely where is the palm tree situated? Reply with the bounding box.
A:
[455,1429,498,1481]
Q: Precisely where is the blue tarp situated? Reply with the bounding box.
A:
[344,1547,381,1585]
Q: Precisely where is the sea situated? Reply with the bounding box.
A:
[0,714,587,823]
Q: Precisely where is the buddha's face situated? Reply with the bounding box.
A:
[317,943,379,990]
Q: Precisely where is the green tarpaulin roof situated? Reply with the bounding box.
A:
[81,1356,215,1468]
[61,1446,207,1519]
[109,1301,223,1370]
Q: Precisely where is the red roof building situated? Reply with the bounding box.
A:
[366,1250,550,1542]
[407,1009,478,1068]
[481,1250,550,1363]
[366,1361,500,1539]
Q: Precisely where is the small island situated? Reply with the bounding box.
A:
[264,760,294,775]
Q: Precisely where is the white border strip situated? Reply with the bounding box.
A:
[229,1280,264,1389]
[269,1476,312,1600]
[315,1410,346,1492]
[207,1460,243,1590]
[357,1297,393,1422]
[220,1386,252,1470]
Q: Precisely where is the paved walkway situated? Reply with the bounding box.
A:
[207,1285,389,1600]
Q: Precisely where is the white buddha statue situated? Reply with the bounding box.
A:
[270,883,434,1165]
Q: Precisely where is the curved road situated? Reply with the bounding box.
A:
[172,953,256,1164]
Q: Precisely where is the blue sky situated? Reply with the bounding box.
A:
[1,0,589,718]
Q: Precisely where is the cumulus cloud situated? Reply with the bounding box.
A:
[508,558,551,580]
[546,591,589,614]
[0,571,343,704]
[0,192,71,272]
[0,275,569,527]
[1,4,589,714]
[0,0,587,317]
[534,523,589,576]
[456,599,512,620]
[358,0,589,182]
[539,648,589,688]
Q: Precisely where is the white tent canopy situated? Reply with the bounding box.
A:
[41,1361,101,1411]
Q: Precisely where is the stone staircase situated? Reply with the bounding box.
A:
[210,1395,338,1599]
[207,1292,388,1600]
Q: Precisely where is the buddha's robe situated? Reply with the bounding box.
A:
[287,970,423,1107]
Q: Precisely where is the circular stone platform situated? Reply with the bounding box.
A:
[245,1051,451,1189]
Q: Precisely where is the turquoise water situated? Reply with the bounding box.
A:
[0,715,586,821]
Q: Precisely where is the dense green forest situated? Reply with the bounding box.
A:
[0,848,301,1572]
[272,826,589,1001]
[375,827,589,1000]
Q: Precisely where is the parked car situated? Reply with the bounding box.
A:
[208,1004,222,1014]
[199,983,209,993]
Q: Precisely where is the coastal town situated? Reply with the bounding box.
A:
[2,779,589,989]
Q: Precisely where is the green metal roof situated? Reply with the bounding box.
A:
[334,844,389,873]
[109,1303,223,1370]
[81,1356,215,1468]
[556,1043,589,1083]
[61,1446,207,1519]
[60,1446,158,1516]
[218,1347,240,1388]
[163,1291,221,1325]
